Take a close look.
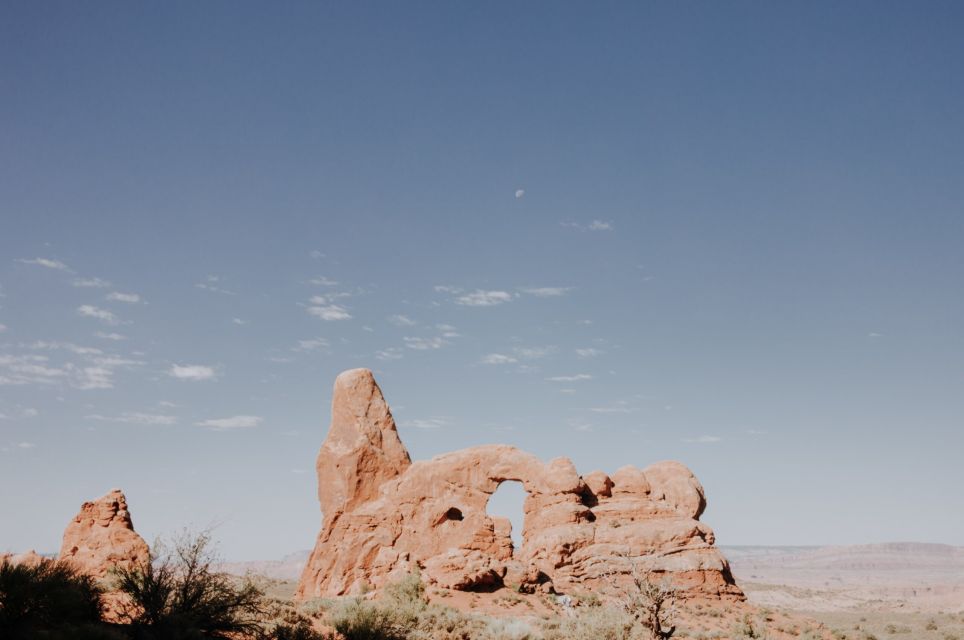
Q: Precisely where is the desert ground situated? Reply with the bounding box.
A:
[220,541,964,639]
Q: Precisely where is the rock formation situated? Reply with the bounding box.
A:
[297,369,743,600]
[0,549,45,567]
[59,488,150,578]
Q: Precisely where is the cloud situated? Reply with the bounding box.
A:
[404,336,449,350]
[309,250,325,259]
[77,305,120,325]
[1,343,141,390]
[106,292,141,304]
[0,324,6,333]
[560,220,614,232]
[293,338,329,352]
[375,347,404,361]
[434,285,463,294]
[388,314,417,327]
[232,318,247,325]
[94,332,126,341]
[515,189,525,199]
[436,324,460,338]
[86,412,178,425]
[400,418,448,430]
[481,353,518,365]
[168,364,217,381]
[519,287,570,297]
[27,341,103,355]
[545,374,593,382]
[17,442,36,449]
[868,332,884,338]
[0,348,138,390]
[73,277,110,288]
[195,275,236,295]
[308,276,338,286]
[196,415,262,431]
[514,346,555,359]
[17,257,70,270]
[683,435,722,444]
[575,348,603,358]
[455,290,513,307]
[589,405,636,414]
[307,304,352,321]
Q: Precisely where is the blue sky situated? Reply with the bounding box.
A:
[2,2,963,560]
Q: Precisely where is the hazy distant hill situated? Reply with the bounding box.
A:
[722,543,964,583]
[219,550,310,581]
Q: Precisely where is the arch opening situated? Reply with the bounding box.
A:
[486,480,527,553]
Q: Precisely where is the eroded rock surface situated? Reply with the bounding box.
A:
[297,368,743,600]
[59,488,150,578]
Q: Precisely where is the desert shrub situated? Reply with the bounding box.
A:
[732,613,769,639]
[0,557,114,639]
[113,530,266,639]
[541,605,638,640]
[330,598,407,640]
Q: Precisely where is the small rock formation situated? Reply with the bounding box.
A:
[59,488,150,578]
[297,369,743,600]
[0,549,45,567]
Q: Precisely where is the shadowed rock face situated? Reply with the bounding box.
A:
[297,369,743,600]
[59,489,150,578]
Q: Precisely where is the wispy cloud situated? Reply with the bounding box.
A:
[455,290,513,307]
[195,275,236,295]
[404,336,449,350]
[307,303,352,321]
[546,374,593,382]
[388,314,417,327]
[588,404,636,414]
[560,220,614,232]
[308,276,338,286]
[0,324,6,333]
[0,349,138,390]
[399,417,449,430]
[481,353,518,365]
[86,412,178,425]
[436,324,460,338]
[77,305,120,325]
[514,189,525,199]
[293,338,329,352]
[575,348,603,358]
[232,318,247,326]
[683,435,722,444]
[196,415,262,431]
[375,347,404,361]
[434,285,463,294]
[514,346,555,359]
[94,332,126,341]
[27,341,103,356]
[73,277,110,288]
[168,364,217,381]
[17,257,70,271]
[106,292,141,304]
[519,287,570,297]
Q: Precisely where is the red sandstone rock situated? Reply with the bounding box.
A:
[297,369,743,601]
[59,489,150,579]
[0,550,45,567]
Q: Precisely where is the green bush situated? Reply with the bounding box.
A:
[0,557,111,639]
[112,530,266,639]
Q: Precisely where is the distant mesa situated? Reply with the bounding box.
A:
[59,488,150,578]
[296,367,744,600]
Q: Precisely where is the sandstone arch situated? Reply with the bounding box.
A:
[296,368,742,600]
